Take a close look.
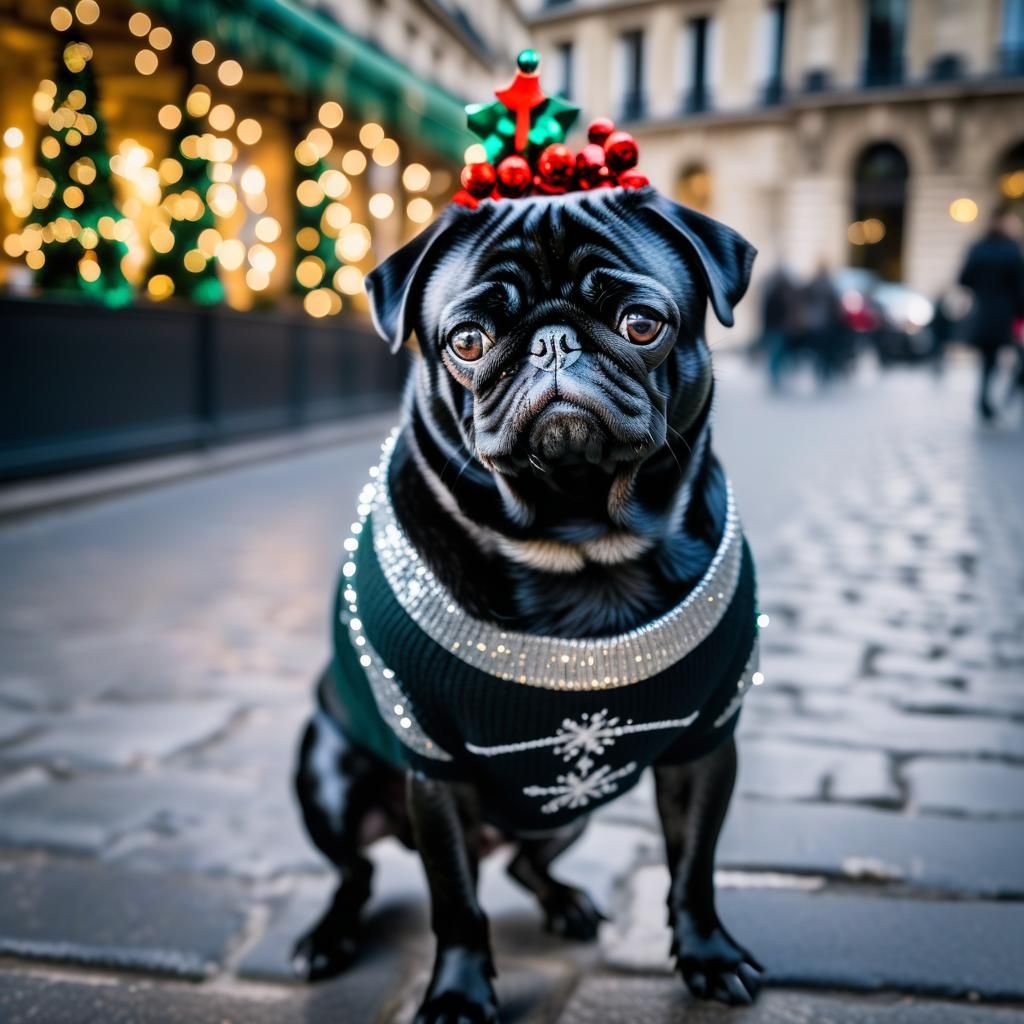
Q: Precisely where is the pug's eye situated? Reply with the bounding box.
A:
[448,323,491,362]
[620,309,664,345]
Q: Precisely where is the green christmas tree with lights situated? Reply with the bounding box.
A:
[33,34,133,306]
[292,155,344,300]
[145,111,224,304]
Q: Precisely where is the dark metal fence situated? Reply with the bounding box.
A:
[0,297,406,481]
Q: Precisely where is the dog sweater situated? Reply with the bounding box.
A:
[325,431,760,835]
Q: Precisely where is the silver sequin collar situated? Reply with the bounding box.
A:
[369,434,746,691]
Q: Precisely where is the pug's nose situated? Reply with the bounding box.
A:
[528,325,582,373]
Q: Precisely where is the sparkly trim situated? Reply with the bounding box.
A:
[713,639,762,728]
[370,441,746,691]
[338,436,453,763]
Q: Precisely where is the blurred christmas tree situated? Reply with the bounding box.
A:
[146,111,224,304]
[33,35,133,307]
[293,154,344,316]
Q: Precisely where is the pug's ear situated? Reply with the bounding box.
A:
[639,191,756,327]
[365,205,478,353]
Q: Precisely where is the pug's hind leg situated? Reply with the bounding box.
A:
[407,772,498,1024]
[654,738,764,1005]
[507,819,607,941]
[292,707,389,981]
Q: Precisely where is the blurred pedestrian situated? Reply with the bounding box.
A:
[799,261,847,385]
[761,265,797,390]
[957,204,1024,421]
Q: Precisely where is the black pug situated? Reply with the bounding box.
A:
[293,185,763,1021]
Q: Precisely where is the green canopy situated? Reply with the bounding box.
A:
[133,0,474,162]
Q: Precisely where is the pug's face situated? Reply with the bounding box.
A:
[367,187,754,514]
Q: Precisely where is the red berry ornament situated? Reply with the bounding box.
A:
[537,143,575,192]
[461,161,497,198]
[616,169,650,190]
[575,143,609,190]
[451,189,480,209]
[587,117,615,146]
[604,131,639,173]
[496,155,532,198]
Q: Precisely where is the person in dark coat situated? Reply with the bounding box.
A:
[957,205,1024,420]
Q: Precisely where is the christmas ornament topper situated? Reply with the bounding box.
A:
[452,50,650,209]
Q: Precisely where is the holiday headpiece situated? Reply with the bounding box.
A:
[451,50,650,209]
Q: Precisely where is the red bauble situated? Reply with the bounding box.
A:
[604,131,639,173]
[495,155,532,198]
[533,175,567,195]
[450,189,480,209]
[575,143,609,190]
[461,161,497,198]
[537,143,575,188]
[616,169,650,190]
[587,117,615,146]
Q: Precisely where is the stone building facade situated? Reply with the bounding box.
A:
[525,0,1024,341]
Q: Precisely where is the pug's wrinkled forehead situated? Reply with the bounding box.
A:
[366,186,755,360]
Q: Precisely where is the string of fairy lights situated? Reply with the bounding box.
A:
[0,0,447,316]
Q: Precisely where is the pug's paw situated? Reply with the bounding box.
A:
[670,913,764,1006]
[541,884,608,941]
[414,947,498,1024]
[291,915,359,982]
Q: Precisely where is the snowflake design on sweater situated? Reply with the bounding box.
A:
[523,760,639,815]
[552,709,621,774]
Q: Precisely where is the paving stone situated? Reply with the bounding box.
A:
[738,739,899,805]
[906,759,1024,817]
[0,708,39,746]
[758,652,860,690]
[0,700,241,771]
[717,798,1024,896]
[0,859,247,978]
[871,651,968,685]
[603,866,1024,999]
[556,977,1024,1024]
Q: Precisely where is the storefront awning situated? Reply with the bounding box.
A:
[132,0,475,162]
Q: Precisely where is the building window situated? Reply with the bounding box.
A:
[555,41,574,99]
[1002,0,1024,74]
[762,2,788,104]
[619,30,646,121]
[849,142,909,282]
[863,0,907,87]
[682,17,712,113]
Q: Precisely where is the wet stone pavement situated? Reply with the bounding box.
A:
[0,358,1023,1022]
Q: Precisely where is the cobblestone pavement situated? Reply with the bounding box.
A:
[1,357,1022,1022]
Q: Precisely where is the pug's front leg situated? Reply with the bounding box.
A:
[406,771,498,1024]
[654,739,764,1005]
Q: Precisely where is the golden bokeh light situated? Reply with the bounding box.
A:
[207,183,238,217]
[402,163,431,192]
[63,185,84,208]
[41,136,60,159]
[359,122,385,149]
[319,101,344,128]
[198,228,222,255]
[236,118,262,145]
[3,127,24,148]
[184,249,207,273]
[75,0,100,25]
[128,11,151,36]
[368,193,394,219]
[1001,171,1024,199]
[150,225,175,253]
[341,150,366,176]
[51,7,73,31]
[148,274,174,300]
[245,267,270,291]
[294,140,318,167]
[192,39,215,64]
[464,143,487,165]
[407,197,434,224]
[296,179,323,207]
[949,197,978,223]
[303,288,335,318]
[373,138,399,167]
[208,104,235,132]
[307,127,333,158]
[296,255,325,288]
[337,223,371,262]
[320,169,350,199]
[216,238,245,270]
[79,258,100,282]
[334,265,364,295]
[218,60,243,86]
[186,86,212,118]
[248,244,276,273]
[159,157,182,183]
[296,226,320,251]
[149,27,172,50]
[255,217,281,243]
[158,104,181,130]
[135,49,158,75]
[240,166,265,195]
[322,202,352,232]
[26,250,46,270]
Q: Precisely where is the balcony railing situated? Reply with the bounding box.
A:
[682,85,712,114]
[620,90,647,121]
